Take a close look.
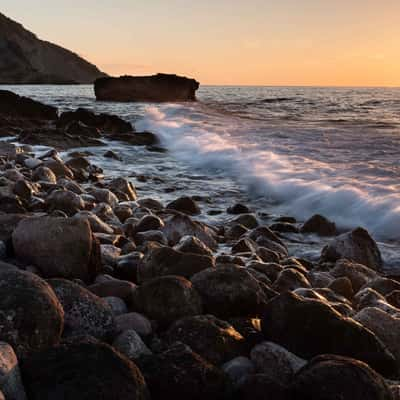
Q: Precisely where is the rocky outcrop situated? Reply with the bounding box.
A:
[0,12,106,84]
[95,74,199,102]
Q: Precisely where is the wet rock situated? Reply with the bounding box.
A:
[49,279,115,340]
[321,227,383,270]
[104,150,122,160]
[21,338,149,400]
[166,196,201,215]
[328,276,354,300]
[104,296,128,316]
[108,177,137,201]
[0,342,27,400]
[232,214,258,229]
[250,342,306,385]
[115,313,153,337]
[173,235,214,256]
[300,214,337,236]
[232,238,257,254]
[353,288,399,314]
[260,291,397,377]
[114,204,133,222]
[137,198,164,211]
[88,278,136,301]
[101,244,121,267]
[138,342,227,400]
[135,230,167,246]
[290,355,393,400]
[113,330,152,361]
[361,277,400,297]
[46,189,85,215]
[89,188,119,208]
[73,211,114,234]
[217,255,246,266]
[269,222,300,233]
[225,224,249,240]
[165,315,247,365]
[222,356,255,387]
[131,275,203,326]
[13,180,33,200]
[13,216,100,281]
[138,246,215,282]
[248,261,283,282]
[133,214,164,233]
[32,166,57,183]
[65,121,101,138]
[43,159,74,179]
[191,265,268,318]
[0,269,63,358]
[227,203,250,215]
[162,213,218,250]
[272,268,311,293]
[386,291,400,309]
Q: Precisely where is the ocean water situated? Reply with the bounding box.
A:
[3,85,400,268]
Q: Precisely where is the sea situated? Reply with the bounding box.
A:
[2,85,400,270]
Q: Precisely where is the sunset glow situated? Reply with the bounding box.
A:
[2,0,400,86]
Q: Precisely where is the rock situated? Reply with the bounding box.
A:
[13,180,33,200]
[217,255,246,266]
[165,315,247,365]
[300,214,337,236]
[32,166,57,183]
[58,108,132,133]
[115,313,153,337]
[191,265,268,318]
[166,196,201,215]
[235,373,288,400]
[21,338,149,400]
[0,269,63,358]
[88,278,136,301]
[135,230,167,246]
[48,279,115,340]
[138,246,215,282]
[321,227,383,270]
[104,150,122,160]
[361,277,400,297]
[232,214,259,229]
[115,252,144,282]
[225,224,249,240]
[46,189,85,215]
[111,131,158,146]
[89,188,119,208]
[290,355,393,400]
[260,291,397,377]
[0,342,27,400]
[23,157,42,169]
[174,235,214,256]
[0,213,28,242]
[137,198,164,211]
[65,121,101,138]
[0,90,57,120]
[331,259,377,291]
[353,288,399,315]
[95,73,199,102]
[113,330,152,361]
[162,213,218,250]
[232,238,257,254]
[109,177,137,201]
[248,261,283,282]
[43,159,74,179]
[13,216,100,281]
[138,342,227,400]
[73,211,114,234]
[133,215,164,233]
[114,204,134,222]
[104,296,128,316]
[328,276,354,300]
[222,357,255,387]
[272,268,311,292]
[269,222,300,233]
[101,244,121,267]
[131,275,203,326]
[227,203,251,215]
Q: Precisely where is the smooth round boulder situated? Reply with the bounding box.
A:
[46,189,85,215]
[290,355,393,400]
[165,315,247,365]
[0,269,64,358]
[48,279,115,341]
[21,338,149,400]
[191,265,268,318]
[108,178,137,201]
[300,214,337,236]
[174,235,214,257]
[112,330,152,361]
[131,275,203,326]
[166,196,201,215]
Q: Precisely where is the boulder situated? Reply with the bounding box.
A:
[0,269,64,358]
[290,355,393,400]
[165,315,247,365]
[300,214,337,236]
[115,313,153,338]
[321,227,383,270]
[166,196,201,215]
[222,357,255,387]
[272,268,311,293]
[174,235,214,256]
[138,342,227,400]
[191,265,268,318]
[88,278,136,301]
[13,216,100,281]
[94,74,199,102]
[331,259,377,291]
[104,296,128,316]
[89,188,119,207]
[0,214,28,242]
[112,330,152,361]
[32,166,57,183]
[361,277,400,297]
[137,246,215,282]
[109,177,137,201]
[0,342,27,400]
[73,211,114,234]
[21,338,149,400]
[48,279,115,340]
[131,275,203,326]
[46,189,85,215]
[227,203,251,215]
[235,373,288,400]
[260,291,397,377]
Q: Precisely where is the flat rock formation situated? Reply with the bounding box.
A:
[94,73,200,102]
[0,12,107,84]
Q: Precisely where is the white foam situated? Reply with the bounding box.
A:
[136,104,400,240]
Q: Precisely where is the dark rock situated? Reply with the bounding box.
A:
[235,373,288,400]
[260,291,397,377]
[321,227,383,270]
[331,259,377,291]
[65,121,101,138]
[227,203,250,215]
[13,216,100,281]
[191,265,268,318]
[111,131,159,146]
[138,246,215,282]
[272,268,311,293]
[133,215,164,233]
[290,355,393,400]
[165,315,247,365]
[0,213,28,242]
[167,196,201,215]
[131,275,203,326]
[328,276,354,300]
[88,278,136,301]
[174,235,214,257]
[108,177,137,201]
[104,150,122,160]
[21,338,149,400]
[138,342,227,400]
[32,166,57,183]
[300,214,337,236]
[269,222,300,233]
[361,277,400,297]
[46,189,85,215]
[95,73,199,102]
[48,279,115,340]
[0,269,64,358]
[113,330,152,361]
[115,313,153,337]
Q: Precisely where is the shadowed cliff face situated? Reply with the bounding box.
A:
[0,12,107,84]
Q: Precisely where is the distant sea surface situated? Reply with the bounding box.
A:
[3,85,400,268]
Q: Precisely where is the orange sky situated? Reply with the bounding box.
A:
[2,0,400,86]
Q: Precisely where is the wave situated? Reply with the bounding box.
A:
[136,104,400,240]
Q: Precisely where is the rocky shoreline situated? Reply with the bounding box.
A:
[0,89,399,399]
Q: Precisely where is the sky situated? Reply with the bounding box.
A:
[2,0,399,86]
